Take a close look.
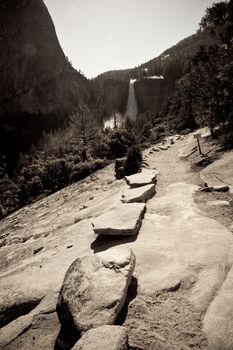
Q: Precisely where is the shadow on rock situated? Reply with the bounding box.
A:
[54,324,80,350]
[91,234,137,253]
[115,276,138,326]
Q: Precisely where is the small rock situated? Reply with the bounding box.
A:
[199,186,214,192]
[72,325,128,350]
[180,128,191,135]
[214,185,229,192]
[89,196,94,200]
[152,147,159,152]
[158,145,168,151]
[67,245,73,249]
[79,204,88,210]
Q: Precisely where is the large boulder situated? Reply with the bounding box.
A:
[91,203,146,236]
[125,170,159,188]
[57,247,136,334]
[121,184,156,203]
[72,325,128,350]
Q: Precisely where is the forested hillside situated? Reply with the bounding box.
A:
[166,0,233,147]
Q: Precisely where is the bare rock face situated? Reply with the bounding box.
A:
[0,0,89,123]
[72,325,128,350]
[92,203,146,236]
[57,247,136,334]
[200,152,233,192]
[121,184,156,203]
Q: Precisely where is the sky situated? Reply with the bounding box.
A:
[44,0,222,78]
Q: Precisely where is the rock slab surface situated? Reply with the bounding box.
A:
[92,203,146,235]
[72,325,128,350]
[200,152,233,192]
[121,184,156,203]
[57,247,135,333]
[125,170,158,188]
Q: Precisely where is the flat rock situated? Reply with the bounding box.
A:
[158,145,169,151]
[125,170,159,188]
[57,247,135,334]
[207,200,230,207]
[72,325,128,350]
[92,203,146,236]
[121,184,156,203]
[152,147,160,152]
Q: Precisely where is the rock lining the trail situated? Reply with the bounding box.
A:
[125,170,159,188]
[72,325,128,350]
[92,203,146,236]
[207,200,230,207]
[57,247,135,334]
[121,184,156,203]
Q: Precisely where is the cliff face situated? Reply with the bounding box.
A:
[0,0,89,121]
[134,78,174,115]
[92,79,129,120]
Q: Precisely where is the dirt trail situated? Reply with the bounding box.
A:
[95,137,233,350]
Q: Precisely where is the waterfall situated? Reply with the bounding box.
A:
[124,79,138,121]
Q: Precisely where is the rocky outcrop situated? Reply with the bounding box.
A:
[72,325,128,350]
[57,247,135,334]
[91,203,146,236]
[0,0,90,152]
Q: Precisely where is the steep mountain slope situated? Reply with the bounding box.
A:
[0,0,90,158]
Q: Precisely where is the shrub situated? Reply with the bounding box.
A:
[124,145,142,176]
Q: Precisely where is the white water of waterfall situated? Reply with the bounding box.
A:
[124,79,138,121]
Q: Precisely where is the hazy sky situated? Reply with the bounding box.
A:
[44,0,221,78]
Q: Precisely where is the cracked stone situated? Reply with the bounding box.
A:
[57,247,135,334]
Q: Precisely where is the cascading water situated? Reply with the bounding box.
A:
[124,79,138,121]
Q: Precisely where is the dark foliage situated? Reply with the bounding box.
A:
[124,145,142,176]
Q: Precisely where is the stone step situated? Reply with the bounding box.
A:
[121,184,156,203]
[92,203,146,236]
[125,170,159,189]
